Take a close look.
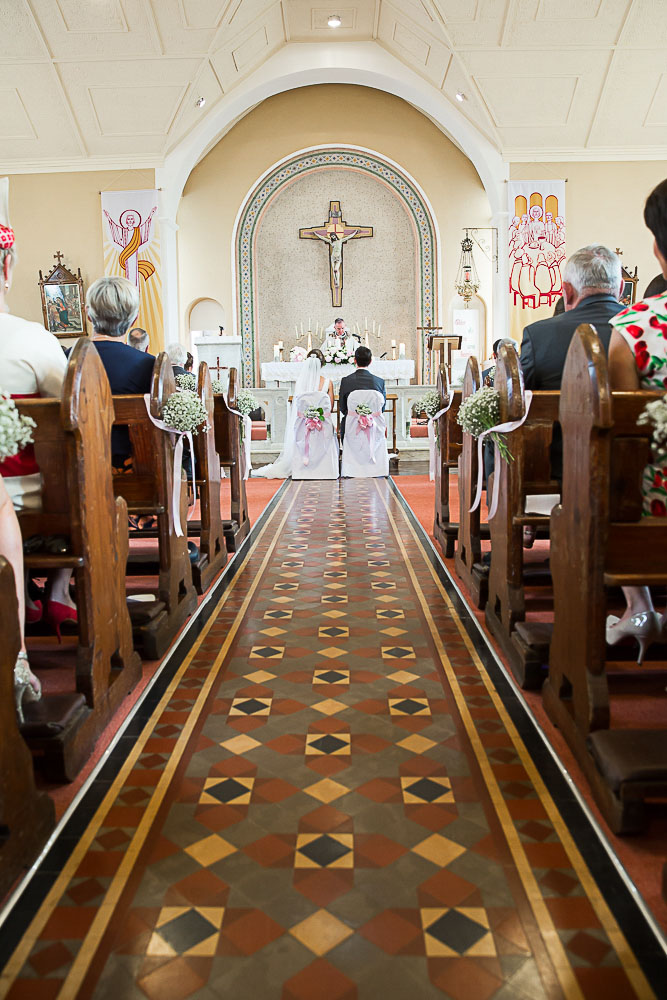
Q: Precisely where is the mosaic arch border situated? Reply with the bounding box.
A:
[235,147,439,386]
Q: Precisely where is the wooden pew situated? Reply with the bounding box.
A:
[454,356,491,608]
[17,339,141,780]
[433,365,462,558]
[212,368,250,552]
[0,558,55,895]
[188,362,227,593]
[483,343,560,688]
[113,353,198,659]
[543,324,667,833]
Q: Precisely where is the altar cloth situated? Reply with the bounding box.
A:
[261,359,415,387]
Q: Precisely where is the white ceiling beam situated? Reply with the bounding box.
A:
[584,0,636,148]
[142,0,165,57]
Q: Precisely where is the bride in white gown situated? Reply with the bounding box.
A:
[252,350,335,479]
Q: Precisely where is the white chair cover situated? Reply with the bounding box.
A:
[341,389,389,478]
[292,389,339,480]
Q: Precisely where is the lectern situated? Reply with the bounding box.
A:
[427,334,462,383]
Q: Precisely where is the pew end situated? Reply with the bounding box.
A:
[433,364,462,558]
[213,368,251,552]
[0,558,56,894]
[544,323,667,834]
[188,362,227,593]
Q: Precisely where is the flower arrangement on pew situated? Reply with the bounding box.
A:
[0,391,35,460]
[412,388,443,420]
[162,390,209,435]
[236,388,259,418]
[324,344,356,365]
[457,385,513,463]
[175,372,197,392]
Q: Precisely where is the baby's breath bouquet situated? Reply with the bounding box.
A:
[162,390,209,435]
[236,388,258,418]
[175,372,197,392]
[457,385,512,463]
[211,378,225,395]
[0,392,36,461]
[413,389,443,419]
[638,396,667,461]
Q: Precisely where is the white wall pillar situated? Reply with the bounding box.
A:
[492,208,510,342]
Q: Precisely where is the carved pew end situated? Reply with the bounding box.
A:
[587,729,667,835]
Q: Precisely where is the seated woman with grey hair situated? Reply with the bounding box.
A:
[86,276,155,471]
[166,342,187,376]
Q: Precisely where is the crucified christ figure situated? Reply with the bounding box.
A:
[314,229,358,288]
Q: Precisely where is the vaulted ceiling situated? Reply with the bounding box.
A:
[3,0,666,172]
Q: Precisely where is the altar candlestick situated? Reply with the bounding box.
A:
[273,344,280,361]
[307,332,312,350]
[278,340,283,349]
[365,316,367,330]
[365,330,369,347]
[399,342,406,358]
[391,339,396,348]
[295,324,299,338]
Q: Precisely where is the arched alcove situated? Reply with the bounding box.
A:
[234,146,440,385]
[187,297,227,334]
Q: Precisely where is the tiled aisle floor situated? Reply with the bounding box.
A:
[0,480,661,999]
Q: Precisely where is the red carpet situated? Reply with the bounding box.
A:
[393,473,667,936]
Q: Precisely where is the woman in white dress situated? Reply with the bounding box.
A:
[252,350,334,479]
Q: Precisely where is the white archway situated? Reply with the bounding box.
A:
[157,41,509,348]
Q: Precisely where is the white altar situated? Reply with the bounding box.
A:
[193,333,242,390]
[260,359,415,389]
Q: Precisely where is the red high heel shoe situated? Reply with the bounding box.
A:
[25,600,43,624]
[44,600,78,643]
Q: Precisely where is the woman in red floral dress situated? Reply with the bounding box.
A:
[606,178,667,659]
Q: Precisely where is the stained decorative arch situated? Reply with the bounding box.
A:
[234,145,440,385]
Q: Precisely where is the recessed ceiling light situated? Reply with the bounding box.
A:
[195,96,206,108]
[455,92,466,102]
[328,13,342,27]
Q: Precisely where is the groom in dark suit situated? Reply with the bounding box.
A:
[339,345,386,442]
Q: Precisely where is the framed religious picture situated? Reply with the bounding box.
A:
[38,252,87,338]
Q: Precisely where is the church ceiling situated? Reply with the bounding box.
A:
[2,0,666,170]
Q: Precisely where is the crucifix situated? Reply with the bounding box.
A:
[53,251,65,266]
[299,201,373,307]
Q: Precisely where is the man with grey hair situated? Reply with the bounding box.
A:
[128,327,150,352]
[519,243,624,479]
[166,342,187,376]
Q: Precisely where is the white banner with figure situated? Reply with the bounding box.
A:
[508,180,565,339]
[101,190,163,350]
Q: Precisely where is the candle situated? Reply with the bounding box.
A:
[308,316,311,330]
[399,342,406,358]
[300,321,303,335]
[274,344,280,361]
[365,330,369,347]
[295,324,299,337]
[307,332,312,350]
[278,340,283,349]
[378,323,381,336]
[391,339,396,347]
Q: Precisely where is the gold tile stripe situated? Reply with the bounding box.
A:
[0,484,301,1000]
[376,481,656,1000]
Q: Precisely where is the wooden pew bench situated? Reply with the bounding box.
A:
[112,353,197,659]
[17,339,141,780]
[0,557,55,894]
[212,368,250,553]
[482,343,560,688]
[543,324,667,834]
[454,356,491,608]
[433,365,462,559]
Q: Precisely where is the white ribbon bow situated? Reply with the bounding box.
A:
[428,396,455,482]
[469,391,533,521]
[143,396,196,537]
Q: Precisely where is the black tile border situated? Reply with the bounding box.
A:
[0,480,288,971]
[388,476,667,990]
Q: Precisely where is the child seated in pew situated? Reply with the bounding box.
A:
[607,177,667,660]
[0,201,78,638]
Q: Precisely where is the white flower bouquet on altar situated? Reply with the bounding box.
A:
[457,385,513,463]
[290,345,307,363]
[0,391,35,460]
[324,343,356,366]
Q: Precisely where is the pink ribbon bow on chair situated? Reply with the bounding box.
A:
[356,412,381,462]
[299,413,323,466]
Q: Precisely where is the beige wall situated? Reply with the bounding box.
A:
[509,162,666,338]
[4,167,156,344]
[178,84,494,360]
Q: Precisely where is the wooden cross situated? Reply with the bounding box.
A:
[53,251,65,266]
[299,201,373,307]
